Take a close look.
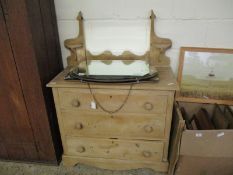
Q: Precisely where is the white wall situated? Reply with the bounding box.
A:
[54,0,233,75]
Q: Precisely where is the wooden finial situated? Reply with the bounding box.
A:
[149,10,172,66]
[77,11,83,20]
[65,11,85,67]
[150,10,156,19]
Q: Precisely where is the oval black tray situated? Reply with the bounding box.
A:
[65,72,159,83]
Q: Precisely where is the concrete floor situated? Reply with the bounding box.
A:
[0,161,166,175]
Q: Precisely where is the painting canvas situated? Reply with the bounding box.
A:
[177,47,233,105]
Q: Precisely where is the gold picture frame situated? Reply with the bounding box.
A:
[176,47,233,105]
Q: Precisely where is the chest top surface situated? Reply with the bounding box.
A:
[47,67,179,91]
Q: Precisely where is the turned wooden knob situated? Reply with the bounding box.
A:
[144,125,153,133]
[75,123,83,130]
[72,99,80,107]
[143,102,154,111]
[143,151,152,158]
[76,146,85,153]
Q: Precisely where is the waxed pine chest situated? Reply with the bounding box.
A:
[47,67,178,172]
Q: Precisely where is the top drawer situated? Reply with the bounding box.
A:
[58,88,168,114]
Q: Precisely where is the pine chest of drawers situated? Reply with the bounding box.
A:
[47,67,178,172]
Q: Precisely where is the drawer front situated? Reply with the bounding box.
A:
[62,112,166,140]
[58,88,168,114]
[65,137,164,162]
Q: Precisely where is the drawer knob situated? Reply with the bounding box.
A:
[72,99,80,107]
[143,102,154,111]
[144,125,153,133]
[143,151,152,158]
[75,123,83,130]
[76,146,85,153]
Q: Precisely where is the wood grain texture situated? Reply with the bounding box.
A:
[86,50,149,62]
[0,2,38,160]
[168,104,185,175]
[65,11,172,68]
[58,88,168,114]
[65,137,164,162]
[49,66,177,171]
[0,143,8,159]
[149,10,171,67]
[162,91,174,161]
[0,0,62,162]
[64,12,85,66]
[62,155,169,172]
[52,88,69,154]
[4,143,38,161]
[34,0,63,161]
[62,111,166,140]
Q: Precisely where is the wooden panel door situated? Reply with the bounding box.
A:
[1,0,62,162]
[0,3,38,160]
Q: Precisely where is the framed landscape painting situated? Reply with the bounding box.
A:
[176,47,233,105]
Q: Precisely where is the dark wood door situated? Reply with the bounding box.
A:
[0,0,62,163]
[0,4,38,160]
[2,0,62,162]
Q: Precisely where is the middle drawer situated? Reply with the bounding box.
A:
[62,112,166,140]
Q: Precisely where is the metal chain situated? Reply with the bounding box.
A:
[87,83,133,114]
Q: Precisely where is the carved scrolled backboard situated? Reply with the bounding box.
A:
[65,10,172,72]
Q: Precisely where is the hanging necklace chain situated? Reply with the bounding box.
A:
[87,83,133,114]
[85,47,133,114]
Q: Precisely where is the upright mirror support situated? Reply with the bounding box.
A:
[65,10,172,71]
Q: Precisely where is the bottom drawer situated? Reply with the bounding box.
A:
[62,155,169,172]
[65,137,164,162]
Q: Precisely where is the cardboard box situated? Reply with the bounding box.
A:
[169,103,233,175]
